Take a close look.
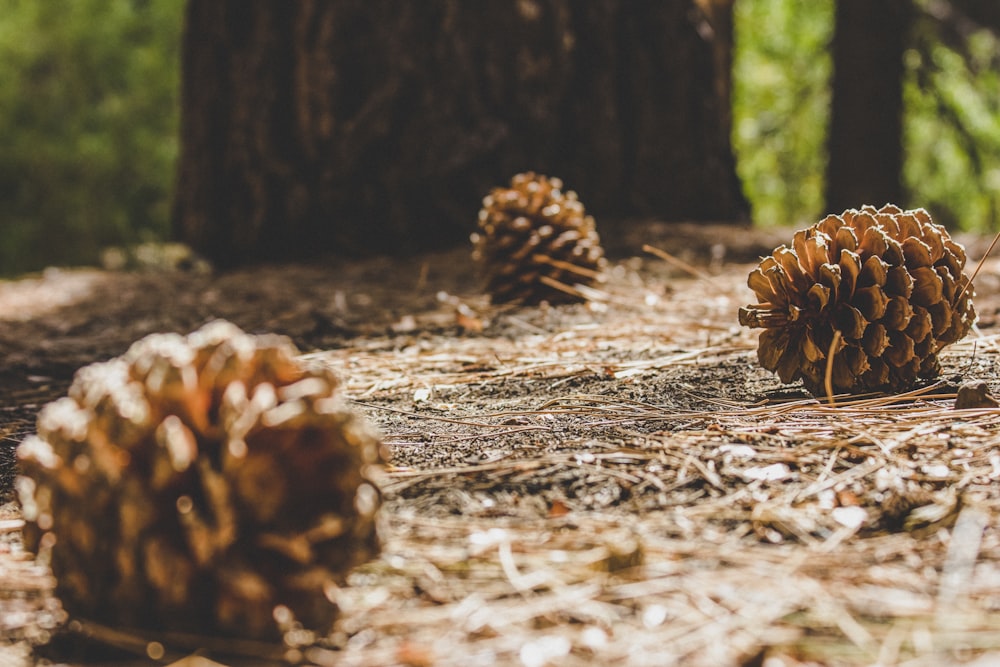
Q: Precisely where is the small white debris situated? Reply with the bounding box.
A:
[519,635,571,667]
[831,505,868,529]
[580,626,608,649]
[392,314,417,332]
[741,463,792,482]
[718,444,756,460]
[469,527,508,548]
[642,604,669,628]
[922,463,951,479]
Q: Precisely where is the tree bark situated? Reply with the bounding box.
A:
[825,0,912,214]
[955,0,1000,31]
[174,0,748,267]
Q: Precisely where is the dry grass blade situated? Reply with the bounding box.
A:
[643,243,721,287]
[955,228,1000,306]
[537,275,589,301]
[824,330,843,405]
[532,254,606,281]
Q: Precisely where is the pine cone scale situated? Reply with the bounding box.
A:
[834,303,866,339]
[902,236,934,267]
[862,322,889,357]
[854,285,888,321]
[886,266,913,296]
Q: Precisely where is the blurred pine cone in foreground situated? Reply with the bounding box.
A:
[739,204,976,395]
[17,321,385,640]
[472,172,606,304]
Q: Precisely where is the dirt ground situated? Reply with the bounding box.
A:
[3,222,1000,666]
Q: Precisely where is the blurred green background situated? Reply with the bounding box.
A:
[0,0,182,276]
[0,0,998,276]
[733,0,1000,230]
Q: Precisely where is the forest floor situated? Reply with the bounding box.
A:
[3,222,1000,666]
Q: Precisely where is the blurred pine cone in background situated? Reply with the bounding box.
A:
[16,321,385,640]
[739,204,976,395]
[472,172,606,304]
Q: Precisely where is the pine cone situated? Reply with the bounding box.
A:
[471,172,606,304]
[16,321,385,639]
[739,204,976,395]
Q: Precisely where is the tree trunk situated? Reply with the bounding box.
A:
[955,0,1000,31]
[825,0,912,213]
[174,0,748,267]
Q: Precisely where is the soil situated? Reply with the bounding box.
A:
[3,222,1000,666]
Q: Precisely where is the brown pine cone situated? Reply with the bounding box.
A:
[16,321,385,639]
[739,204,976,395]
[471,172,607,304]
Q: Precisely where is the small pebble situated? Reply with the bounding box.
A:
[955,380,999,409]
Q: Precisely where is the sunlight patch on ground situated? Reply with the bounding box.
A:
[0,269,107,322]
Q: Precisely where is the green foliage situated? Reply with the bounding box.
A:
[904,4,1000,231]
[732,0,834,228]
[734,0,1000,232]
[0,0,183,276]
